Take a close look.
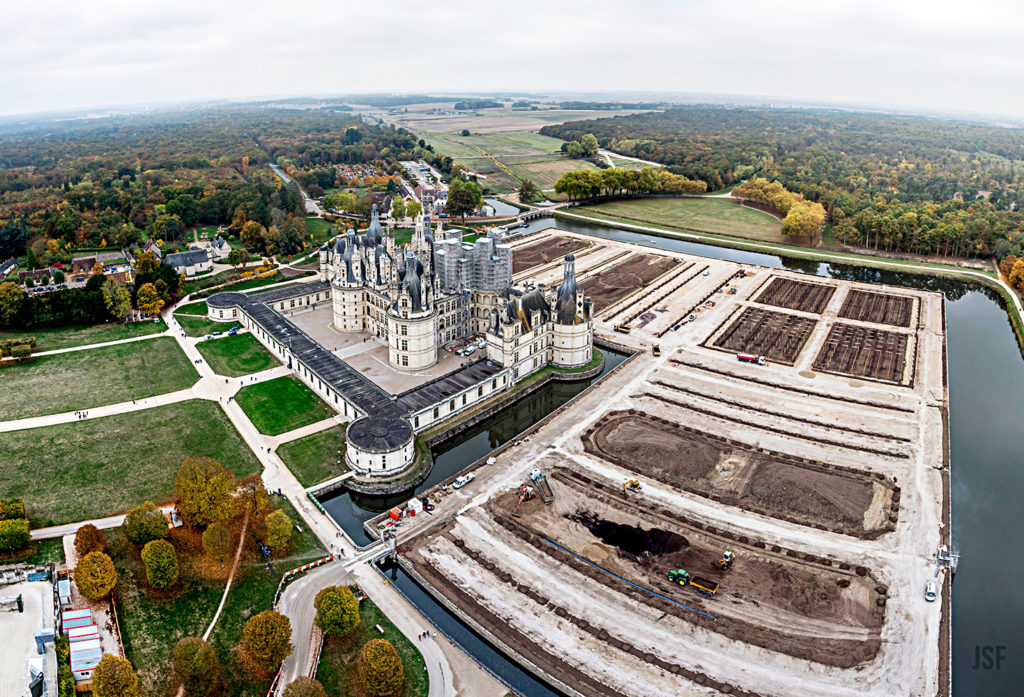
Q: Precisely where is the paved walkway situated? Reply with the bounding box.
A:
[0,328,170,362]
[31,505,175,540]
[0,388,196,433]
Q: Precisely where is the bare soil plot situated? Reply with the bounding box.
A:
[581,411,898,538]
[580,254,679,308]
[838,290,915,327]
[512,236,590,274]
[709,307,818,365]
[754,277,836,314]
[813,324,912,385]
[406,465,885,688]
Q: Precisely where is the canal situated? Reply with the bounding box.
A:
[332,217,1020,696]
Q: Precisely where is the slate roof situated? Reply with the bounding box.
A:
[165,249,209,267]
[397,359,504,412]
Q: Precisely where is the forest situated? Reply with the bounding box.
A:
[542,107,1024,259]
[0,105,442,267]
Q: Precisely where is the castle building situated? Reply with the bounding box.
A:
[207,207,595,480]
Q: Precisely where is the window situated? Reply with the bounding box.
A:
[433,407,439,419]
[449,400,455,411]
[491,379,497,389]
[401,325,407,335]
[401,355,408,366]
[414,416,420,428]
[401,340,408,351]
[462,394,467,405]
[477,386,483,397]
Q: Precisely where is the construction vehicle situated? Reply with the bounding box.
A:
[511,485,536,518]
[622,479,642,493]
[529,468,554,504]
[652,344,661,356]
[736,353,767,366]
[666,569,720,597]
[715,550,735,571]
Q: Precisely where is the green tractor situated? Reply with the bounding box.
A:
[666,569,690,585]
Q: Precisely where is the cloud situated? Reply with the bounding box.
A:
[0,0,1022,118]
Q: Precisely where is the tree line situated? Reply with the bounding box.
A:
[541,107,1024,258]
[733,178,826,244]
[554,166,707,199]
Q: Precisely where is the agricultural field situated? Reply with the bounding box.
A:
[275,424,348,488]
[0,337,196,420]
[235,376,334,436]
[575,197,784,241]
[391,107,653,135]
[0,319,168,352]
[505,157,600,190]
[0,399,261,526]
[195,333,279,377]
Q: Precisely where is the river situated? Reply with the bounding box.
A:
[333,217,1020,696]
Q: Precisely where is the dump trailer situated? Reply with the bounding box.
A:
[689,576,720,597]
[529,468,554,504]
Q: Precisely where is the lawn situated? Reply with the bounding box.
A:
[0,399,262,527]
[175,314,227,338]
[115,497,325,697]
[235,376,334,436]
[276,425,349,488]
[173,300,208,316]
[0,319,167,352]
[0,337,196,421]
[577,197,783,241]
[3,537,65,566]
[315,594,429,697]
[195,334,279,377]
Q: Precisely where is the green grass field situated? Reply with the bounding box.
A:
[315,595,429,697]
[175,314,227,338]
[235,376,334,436]
[276,425,348,487]
[576,197,783,241]
[0,337,196,421]
[0,399,261,526]
[174,300,208,316]
[195,334,279,377]
[115,497,325,697]
[3,537,65,566]
[505,156,599,190]
[0,319,167,352]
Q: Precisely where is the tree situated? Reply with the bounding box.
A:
[242,610,292,675]
[1010,259,1024,291]
[565,141,585,158]
[446,178,483,221]
[74,524,107,557]
[75,551,117,599]
[225,248,247,272]
[122,501,168,545]
[141,539,179,590]
[358,639,404,696]
[0,518,30,550]
[283,677,328,697]
[53,269,65,284]
[241,221,268,251]
[314,586,360,637]
[175,457,238,527]
[580,133,600,157]
[322,191,356,213]
[0,281,24,326]
[91,654,139,697]
[137,251,160,275]
[406,199,422,219]
[460,129,471,137]
[137,282,164,315]
[264,509,293,551]
[1000,254,1019,279]
[102,279,131,321]
[390,197,406,221]
[517,179,539,204]
[237,474,269,518]
[172,637,221,697]
[202,522,232,565]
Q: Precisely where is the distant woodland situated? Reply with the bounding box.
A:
[0,106,449,266]
[542,108,1024,259]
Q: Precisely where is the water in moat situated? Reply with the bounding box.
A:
[326,217,1020,696]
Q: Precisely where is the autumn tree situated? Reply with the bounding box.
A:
[74,524,107,557]
[137,282,164,315]
[141,539,179,590]
[137,251,160,275]
[0,281,24,327]
[122,501,168,545]
[227,248,249,272]
[175,457,238,527]
[237,474,269,518]
[0,518,30,550]
[241,221,268,251]
[1010,258,1024,291]
[172,637,221,697]
[314,585,360,637]
[91,654,140,697]
[202,522,233,565]
[358,639,404,696]
[242,610,293,676]
[1000,254,1019,280]
[781,201,826,245]
[517,179,539,204]
[75,551,118,599]
[102,279,131,321]
[282,677,328,697]
[264,509,293,551]
[406,199,422,219]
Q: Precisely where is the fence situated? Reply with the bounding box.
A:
[272,554,336,609]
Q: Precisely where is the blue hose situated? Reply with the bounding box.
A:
[542,537,717,620]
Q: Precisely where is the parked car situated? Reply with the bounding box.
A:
[925,580,938,602]
[228,328,239,336]
[212,330,222,336]
[452,473,476,489]
[204,334,213,340]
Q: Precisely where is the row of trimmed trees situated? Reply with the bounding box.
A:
[554,166,707,200]
[732,177,826,244]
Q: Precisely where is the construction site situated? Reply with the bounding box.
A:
[389,228,949,697]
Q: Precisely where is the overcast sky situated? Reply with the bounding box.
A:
[0,0,1019,119]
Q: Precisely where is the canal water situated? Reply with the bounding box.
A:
[483,197,521,217]
[329,217,1020,696]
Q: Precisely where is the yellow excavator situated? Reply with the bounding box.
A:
[622,479,642,493]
